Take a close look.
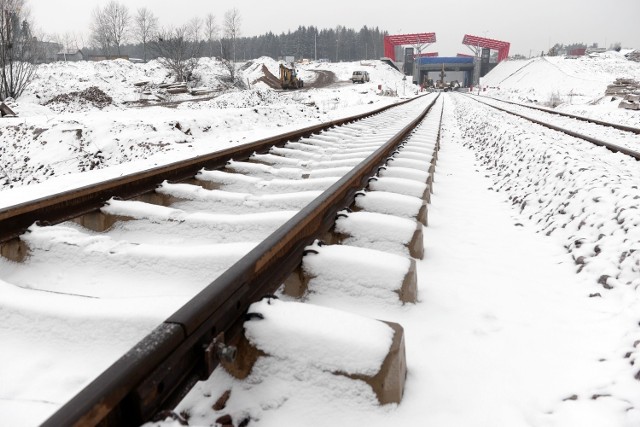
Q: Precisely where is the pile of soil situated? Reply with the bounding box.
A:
[45,86,113,110]
[254,66,337,90]
[255,65,282,89]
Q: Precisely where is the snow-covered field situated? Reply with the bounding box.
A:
[0,57,410,204]
[1,52,640,427]
[480,51,640,127]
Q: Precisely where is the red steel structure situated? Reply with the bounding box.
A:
[384,33,437,61]
[456,53,474,58]
[462,34,510,62]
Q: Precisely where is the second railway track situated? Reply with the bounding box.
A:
[465,93,640,160]
[1,93,444,425]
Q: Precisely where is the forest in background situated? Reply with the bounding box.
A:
[81,25,388,63]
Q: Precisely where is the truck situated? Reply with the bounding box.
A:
[351,70,370,83]
[279,63,304,90]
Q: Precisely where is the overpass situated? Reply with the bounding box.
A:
[383,33,510,86]
[415,57,475,87]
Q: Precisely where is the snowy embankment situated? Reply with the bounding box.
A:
[453,94,640,289]
[481,52,640,126]
[472,95,640,153]
[0,57,413,206]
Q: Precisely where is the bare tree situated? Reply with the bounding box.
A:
[0,0,38,99]
[204,13,219,57]
[223,8,241,63]
[90,6,111,55]
[188,17,202,44]
[150,26,201,82]
[90,1,130,56]
[134,7,157,61]
[104,1,129,55]
[219,8,242,85]
[64,33,80,52]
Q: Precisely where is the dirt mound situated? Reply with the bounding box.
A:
[305,70,337,88]
[255,65,282,89]
[45,86,113,111]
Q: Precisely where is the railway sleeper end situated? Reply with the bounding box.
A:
[220,303,408,405]
[368,179,431,204]
[399,259,418,303]
[0,237,29,262]
[350,193,428,226]
[418,202,429,226]
[408,225,425,260]
[320,223,424,260]
[283,253,418,304]
[349,320,407,405]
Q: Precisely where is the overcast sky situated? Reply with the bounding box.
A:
[28,0,640,57]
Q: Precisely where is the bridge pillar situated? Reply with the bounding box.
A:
[473,56,480,86]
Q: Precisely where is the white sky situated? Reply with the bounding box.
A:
[28,0,640,57]
[27,0,640,55]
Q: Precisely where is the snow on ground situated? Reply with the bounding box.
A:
[0,57,412,206]
[2,52,640,426]
[145,93,640,427]
[481,51,640,126]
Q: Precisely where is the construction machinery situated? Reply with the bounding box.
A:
[435,63,448,91]
[279,63,304,89]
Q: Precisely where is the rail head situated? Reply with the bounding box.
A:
[41,94,439,426]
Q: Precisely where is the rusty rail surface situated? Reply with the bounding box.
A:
[40,94,439,426]
[0,97,418,244]
[472,93,640,135]
[464,95,640,161]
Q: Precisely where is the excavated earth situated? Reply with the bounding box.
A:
[257,65,337,90]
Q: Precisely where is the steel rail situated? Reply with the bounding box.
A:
[0,97,418,244]
[41,94,439,426]
[472,93,640,135]
[464,95,640,161]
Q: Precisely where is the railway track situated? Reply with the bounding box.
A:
[465,94,640,160]
[474,94,640,134]
[0,93,443,426]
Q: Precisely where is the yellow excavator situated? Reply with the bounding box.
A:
[279,63,304,89]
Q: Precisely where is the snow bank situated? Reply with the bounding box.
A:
[0,57,414,197]
[482,53,640,112]
[453,94,640,290]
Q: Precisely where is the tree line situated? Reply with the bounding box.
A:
[229,26,387,62]
[0,0,389,99]
[81,6,387,64]
[79,1,387,85]
[547,41,621,56]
